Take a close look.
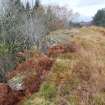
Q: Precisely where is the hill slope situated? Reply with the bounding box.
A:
[4,26,105,105]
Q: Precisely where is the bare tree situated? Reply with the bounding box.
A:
[22,7,48,49]
[47,5,74,27]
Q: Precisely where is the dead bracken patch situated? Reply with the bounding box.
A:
[48,41,81,57]
[0,52,53,105]
[0,83,18,105]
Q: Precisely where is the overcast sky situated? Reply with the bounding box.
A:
[23,0,105,16]
[22,0,105,21]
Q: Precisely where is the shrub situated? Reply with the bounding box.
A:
[0,43,8,56]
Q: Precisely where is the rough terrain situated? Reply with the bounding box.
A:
[1,26,105,105]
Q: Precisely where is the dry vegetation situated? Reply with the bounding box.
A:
[1,26,105,105]
[1,1,105,105]
[17,26,105,105]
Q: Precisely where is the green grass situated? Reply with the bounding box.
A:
[39,82,57,99]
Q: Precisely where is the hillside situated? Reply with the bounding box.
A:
[1,26,105,105]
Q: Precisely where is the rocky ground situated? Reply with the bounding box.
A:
[1,26,105,105]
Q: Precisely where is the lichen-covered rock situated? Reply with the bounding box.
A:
[7,74,25,91]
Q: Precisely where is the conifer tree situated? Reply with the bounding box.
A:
[26,1,30,10]
[35,0,40,8]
